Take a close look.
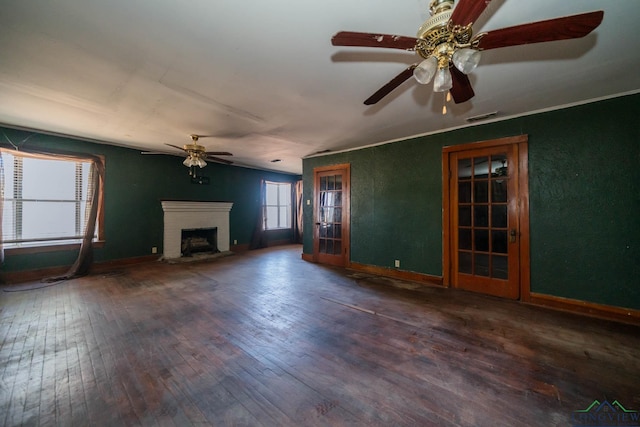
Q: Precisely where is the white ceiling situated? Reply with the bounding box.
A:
[1,0,638,175]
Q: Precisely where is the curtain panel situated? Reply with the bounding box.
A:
[292,180,303,243]
[249,179,268,249]
[0,146,104,280]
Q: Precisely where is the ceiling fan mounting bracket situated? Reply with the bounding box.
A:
[184,144,205,155]
[416,2,474,60]
[429,0,455,15]
[184,134,206,155]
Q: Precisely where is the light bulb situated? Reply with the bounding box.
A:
[413,56,438,84]
[196,157,207,168]
[433,67,452,92]
[452,48,481,74]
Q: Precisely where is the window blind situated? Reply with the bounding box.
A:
[1,151,93,245]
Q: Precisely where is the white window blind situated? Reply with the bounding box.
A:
[264,181,292,230]
[1,151,94,246]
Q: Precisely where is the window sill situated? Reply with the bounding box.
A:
[264,228,292,231]
[4,240,105,255]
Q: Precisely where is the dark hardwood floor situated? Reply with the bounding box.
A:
[1,245,639,426]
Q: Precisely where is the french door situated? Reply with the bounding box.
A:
[443,136,530,300]
[313,164,350,267]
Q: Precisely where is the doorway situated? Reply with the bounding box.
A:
[313,164,351,267]
[443,136,530,300]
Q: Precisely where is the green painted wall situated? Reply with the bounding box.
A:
[1,127,300,272]
[303,93,640,310]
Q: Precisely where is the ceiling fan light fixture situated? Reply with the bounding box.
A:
[414,56,438,84]
[195,157,207,168]
[183,156,195,167]
[433,67,453,92]
[452,48,481,74]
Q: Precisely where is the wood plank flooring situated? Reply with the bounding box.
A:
[1,245,639,426]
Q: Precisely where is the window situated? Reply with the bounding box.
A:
[0,150,102,248]
[264,181,291,230]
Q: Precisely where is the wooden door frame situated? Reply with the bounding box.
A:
[442,135,531,301]
[312,163,351,267]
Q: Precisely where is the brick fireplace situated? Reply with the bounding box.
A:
[161,201,233,259]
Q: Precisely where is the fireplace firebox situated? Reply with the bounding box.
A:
[181,227,219,257]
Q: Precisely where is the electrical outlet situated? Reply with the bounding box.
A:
[394,259,400,268]
[151,247,157,254]
[233,239,238,245]
[306,199,311,205]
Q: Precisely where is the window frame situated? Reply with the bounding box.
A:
[263,180,292,231]
[0,149,105,255]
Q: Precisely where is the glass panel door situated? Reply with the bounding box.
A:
[314,165,350,267]
[451,144,520,299]
[457,154,509,279]
[318,173,343,256]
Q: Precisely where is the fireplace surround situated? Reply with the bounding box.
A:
[161,201,233,259]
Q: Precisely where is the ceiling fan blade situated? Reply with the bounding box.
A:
[477,11,604,50]
[332,31,418,50]
[205,156,233,165]
[450,0,492,27]
[364,65,417,105]
[165,143,187,152]
[450,67,475,103]
[142,150,187,157]
[205,151,233,156]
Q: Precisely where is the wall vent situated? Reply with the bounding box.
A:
[466,111,499,123]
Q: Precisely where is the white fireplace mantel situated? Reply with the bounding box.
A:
[161,201,233,259]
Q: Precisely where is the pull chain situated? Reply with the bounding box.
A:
[442,91,451,115]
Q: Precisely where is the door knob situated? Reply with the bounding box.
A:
[509,229,517,243]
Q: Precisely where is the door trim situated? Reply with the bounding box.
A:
[442,135,530,301]
[312,163,351,267]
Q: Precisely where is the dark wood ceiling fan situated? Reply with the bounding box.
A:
[143,134,233,166]
[165,134,233,165]
[331,0,603,105]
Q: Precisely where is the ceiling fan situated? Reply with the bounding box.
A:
[144,134,233,175]
[331,0,604,105]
